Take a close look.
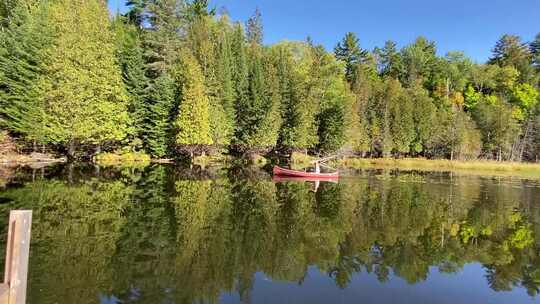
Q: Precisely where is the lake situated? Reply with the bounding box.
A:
[0,164,539,304]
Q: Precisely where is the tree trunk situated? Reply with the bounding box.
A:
[67,140,76,161]
[518,120,532,162]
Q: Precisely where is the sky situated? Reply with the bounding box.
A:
[107,0,540,63]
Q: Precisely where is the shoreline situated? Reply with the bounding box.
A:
[334,157,540,179]
[2,151,540,179]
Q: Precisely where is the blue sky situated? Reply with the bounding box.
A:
[108,0,540,63]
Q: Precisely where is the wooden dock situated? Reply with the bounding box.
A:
[0,211,32,304]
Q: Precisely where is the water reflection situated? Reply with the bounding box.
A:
[0,165,539,303]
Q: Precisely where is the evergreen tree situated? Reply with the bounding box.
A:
[375,40,403,79]
[409,85,437,155]
[316,51,354,153]
[144,0,186,76]
[389,81,415,154]
[349,64,377,154]
[431,52,473,105]
[212,16,237,147]
[439,109,482,160]
[230,23,250,148]
[400,37,437,87]
[187,15,234,147]
[234,46,281,151]
[531,33,540,70]
[186,0,215,21]
[145,74,176,158]
[40,0,131,157]
[274,42,318,151]
[113,16,149,150]
[472,97,520,161]
[489,34,535,84]
[125,0,146,28]
[174,52,213,156]
[334,32,369,84]
[0,1,52,145]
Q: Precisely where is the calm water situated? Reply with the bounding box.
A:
[0,164,539,304]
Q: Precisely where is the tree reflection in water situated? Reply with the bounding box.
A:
[0,165,538,303]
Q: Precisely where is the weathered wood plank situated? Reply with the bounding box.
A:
[3,211,32,304]
[0,283,9,304]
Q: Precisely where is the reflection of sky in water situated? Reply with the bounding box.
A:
[219,265,536,304]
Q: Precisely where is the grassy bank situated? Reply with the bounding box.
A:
[335,157,540,179]
[94,152,151,167]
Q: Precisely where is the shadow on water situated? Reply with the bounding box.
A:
[0,163,539,303]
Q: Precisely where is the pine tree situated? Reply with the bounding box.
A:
[273,42,318,151]
[234,46,281,152]
[350,63,379,154]
[174,52,213,156]
[375,40,403,79]
[400,37,437,87]
[144,0,186,77]
[125,0,146,28]
[334,32,369,84]
[409,85,437,155]
[145,74,176,158]
[489,34,535,84]
[316,51,355,153]
[0,1,52,146]
[212,16,237,147]
[186,0,215,21]
[41,0,131,157]
[187,15,234,147]
[112,16,149,150]
[389,81,415,154]
[369,79,396,157]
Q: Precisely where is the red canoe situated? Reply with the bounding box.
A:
[273,166,339,179]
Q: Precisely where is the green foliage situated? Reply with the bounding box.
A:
[472,98,520,160]
[95,151,151,167]
[410,85,437,154]
[185,0,215,21]
[1,4,540,161]
[400,37,437,87]
[489,34,535,84]
[430,109,482,160]
[40,0,131,154]
[112,16,149,148]
[334,32,369,84]
[315,50,354,153]
[511,83,539,113]
[273,42,318,150]
[0,1,52,143]
[234,45,281,151]
[145,74,176,158]
[144,0,186,76]
[2,165,540,300]
[174,52,213,152]
[375,40,403,78]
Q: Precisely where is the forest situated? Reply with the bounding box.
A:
[1,0,540,162]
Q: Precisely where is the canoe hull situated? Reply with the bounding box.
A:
[273,166,339,179]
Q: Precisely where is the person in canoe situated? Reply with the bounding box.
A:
[314,160,320,174]
[273,155,339,178]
